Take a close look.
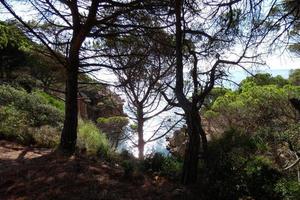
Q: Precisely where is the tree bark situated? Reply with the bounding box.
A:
[137,105,145,159]
[138,137,145,160]
[174,0,209,184]
[181,110,205,185]
[60,55,79,154]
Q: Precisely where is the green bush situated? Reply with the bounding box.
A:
[30,125,60,148]
[0,105,61,146]
[275,179,300,200]
[0,85,63,127]
[197,129,283,200]
[245,156,282,200]
[119,149,135,160]
[77,120,110,157]
[97,116,128,148]
[161,156,182,177]
[121,160,135,177]
[97,116,129,126]
[0,105,33,144]
[34,90,65,112]
[0,85,119,158]
[141,153,182,178]
[142,153,165,172]
[0,85,63,146]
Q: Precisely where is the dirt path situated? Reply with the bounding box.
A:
[0,140,182,200]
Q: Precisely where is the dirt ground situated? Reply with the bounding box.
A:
[0,140,185,200]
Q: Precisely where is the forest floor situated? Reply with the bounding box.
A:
[0,140,188,200]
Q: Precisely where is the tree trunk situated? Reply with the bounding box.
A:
[137,105,145,159]
[138,138,145,160]
[60,57,79,154]
[173,0,202,185]
[0,55,4,80]
[181,109,207,185]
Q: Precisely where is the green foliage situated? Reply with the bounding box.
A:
[244,156,282,200]
[77,120,110,157]
[143,153,165,172]
[201,73,300,199]
[275,179,300,200]
[121,160,135,177]
[0,105,60,147]
[0,21,31,50]
[0,21,31,80]
[97,116,128,125]
[0,84,121,159]
[240,73,289,87]
[0,105,33,144]
[0,85,64,127]
[161,156,182,177]
[141,153,182,178]
[29,125,60,147]
[208,83,300,133]
[0,85,63,146]
[34,90,65,111]
[26,50,66,90]
[198,129,282,200]
[203,87,231,110]
[97,116,128,148]
[289,69,300,86]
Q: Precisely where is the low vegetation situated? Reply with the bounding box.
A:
[78,119,110,157]
[0,85,111,157]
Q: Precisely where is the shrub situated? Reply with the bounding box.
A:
[161,156,182,177]
[140,153,182,178]
[275,179,300,200]
[121,160,135,177]
[197,129,283,200]
[245,156,282,200]
[77,120,110,157]
[0,85,63,127]
[0,84,64,146]
[30,125,60,148]
[14,74,38,92]
[29,104,63,127]
[119,149,135,160]
[97,116,128,148]
[34,90,65,112]
[142,153,165,172]
[0,105,33,144]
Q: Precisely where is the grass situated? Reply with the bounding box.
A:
[77,119,110,157]
[33,90,65,112]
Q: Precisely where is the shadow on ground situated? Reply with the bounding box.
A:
[0,140,183,200]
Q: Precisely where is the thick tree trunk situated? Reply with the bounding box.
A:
[60,57,79,154]
[181,110,203,184]
[173,0,205,185]
[0,55,4,80]
[138,137,145,160]
[137,105,145,159]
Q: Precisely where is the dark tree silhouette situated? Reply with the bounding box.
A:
[290,98,300,113]
[171,0,271,184]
